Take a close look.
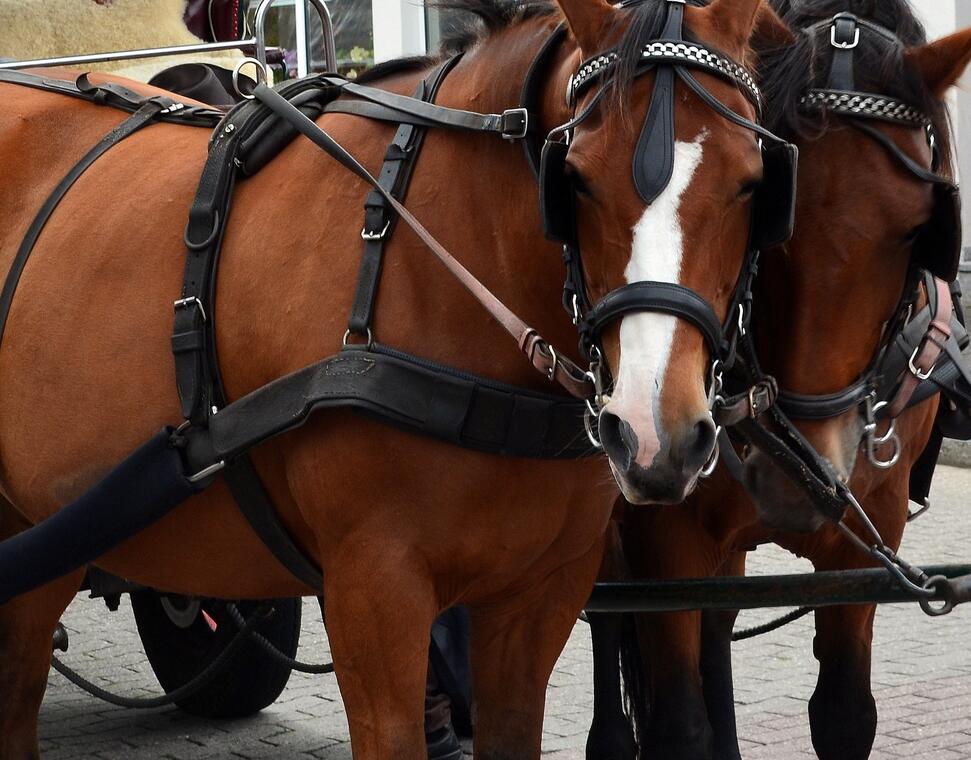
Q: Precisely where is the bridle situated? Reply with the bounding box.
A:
[538,0,798,459]
[769,12,962,473]
[720,11,967,612]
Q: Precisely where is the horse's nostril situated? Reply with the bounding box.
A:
[682,418,717,474]
[599,412,638,471]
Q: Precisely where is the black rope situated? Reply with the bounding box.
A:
[49,611,263,709]
[225,603,334,674]
[732,606,813,642]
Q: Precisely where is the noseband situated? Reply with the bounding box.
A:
[539,0,797,454]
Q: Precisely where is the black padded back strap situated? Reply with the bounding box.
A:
[0,99,166,349]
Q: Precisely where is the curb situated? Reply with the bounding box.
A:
[941,438,971,468]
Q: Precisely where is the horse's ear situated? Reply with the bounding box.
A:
[906,27,971,98]
[556,0,615,55]
[752,5,796,51]
[690,0,768,59]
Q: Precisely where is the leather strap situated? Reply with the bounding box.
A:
[778,380,871,420]
[222,458,323,590]
[317,75,530,140]
[172,125,240,424]
[827,13,859,91]
[713,377,778,428]
[0,99,166,349]
[519,23,568,181]
[633,0,683,203]
[0,69,224,127]
[888,277,953,417]
[579,281,726,359]
[347,58,459,337]
[187,346,595,465]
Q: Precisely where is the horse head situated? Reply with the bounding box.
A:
[552,0,785,504]
[741,0,971,532]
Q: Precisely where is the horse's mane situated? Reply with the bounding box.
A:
[756,0,952,169]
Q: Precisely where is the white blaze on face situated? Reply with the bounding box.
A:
[605,136,706,467]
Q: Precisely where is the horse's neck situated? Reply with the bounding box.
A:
[331,15,584,383]
[424,17,580,343]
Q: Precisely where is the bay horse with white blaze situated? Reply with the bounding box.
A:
[588,1,971,759]
[0,0,779,757]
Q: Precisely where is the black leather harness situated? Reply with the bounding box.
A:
[0,5,796,592]
[720,13,971,526]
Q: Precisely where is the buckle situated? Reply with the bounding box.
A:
[546,345,559,381]
[361,221,390,241]
[174,296,207,323]
[831,19,860,50]
[908,345,935,381]
[749,385,765,416]
[501,108,529,140]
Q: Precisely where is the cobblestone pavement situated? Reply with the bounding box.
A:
[37,466,971,759]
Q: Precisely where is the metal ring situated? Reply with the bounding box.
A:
[867,428,901,469]
[583,404,603,450]
[700,425,722,478]
[342,328,373,349]
[233,57,268,101]
[872,419,897,446]
[919,575,955,617]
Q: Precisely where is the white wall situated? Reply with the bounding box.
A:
[371,0,426,62]
[912,0,971,259]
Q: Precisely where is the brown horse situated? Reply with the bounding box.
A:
[0,0,775,757]
[587,2,971,759]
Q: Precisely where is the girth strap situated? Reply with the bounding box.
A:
[0,97,168,348]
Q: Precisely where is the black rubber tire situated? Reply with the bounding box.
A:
[130,591,302,719]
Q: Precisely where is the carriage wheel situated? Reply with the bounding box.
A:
[130,591,302,719]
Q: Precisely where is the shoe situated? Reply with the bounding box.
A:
[426,723,463,760]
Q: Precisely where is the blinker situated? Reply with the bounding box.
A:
[539,139,574,244]
[751,142,799,251]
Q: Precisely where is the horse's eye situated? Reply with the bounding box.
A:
[903,225,923,244]
[565,164,593,198]
[737,180,760,200]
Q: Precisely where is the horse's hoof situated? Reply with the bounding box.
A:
[427,723,464,760]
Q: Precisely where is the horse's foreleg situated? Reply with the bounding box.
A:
[587,517,636,760]
[0,503,83,760]
[321,539,439,760]
[586,612,637,760]
[470,536,605,760]
[808,601,877,760]
[699,552,745,760]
